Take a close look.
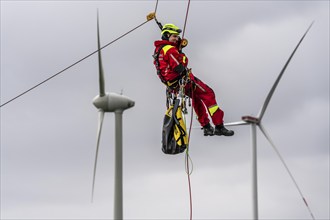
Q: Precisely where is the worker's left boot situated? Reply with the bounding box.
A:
[214,124,234,136]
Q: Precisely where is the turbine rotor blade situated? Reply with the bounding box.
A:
[257,22,314,120]
[97,11,106,97]
[91,110,105,203]
[258,123,315,219]
[224,121,249,127]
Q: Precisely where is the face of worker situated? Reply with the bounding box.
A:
[169,34,180,44]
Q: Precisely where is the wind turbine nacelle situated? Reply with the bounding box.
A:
[93,92,135,112]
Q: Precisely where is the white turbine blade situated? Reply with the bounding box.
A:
[224,121,249,127]
[97,11,106,97]
[258,123,315,219]
[257,22,314,120]
[91,110,105,202]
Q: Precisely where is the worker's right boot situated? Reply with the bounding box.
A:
[203,123,214,136]
[214,124,234,136]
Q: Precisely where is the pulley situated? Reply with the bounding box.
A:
[146,12,156,21]
[180,38,188,48]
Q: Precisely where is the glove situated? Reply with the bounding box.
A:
[173,64,187,77]
[177,37,188,53]
[180,38,188,48]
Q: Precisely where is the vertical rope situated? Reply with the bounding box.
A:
[154,0,159,14]
[181,1,192,218]
[185,80,194,220]
[181,0,191,40]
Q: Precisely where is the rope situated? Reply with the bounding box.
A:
[154,0,160,14]
[180,1,193,219]
[1,10,156,108]
[181,0,191,40]
[179,75,194,220]
[185,82,194,220]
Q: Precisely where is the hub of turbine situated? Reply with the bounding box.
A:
[242,115,260,124]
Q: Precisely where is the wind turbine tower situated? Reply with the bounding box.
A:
[91,13,135,220]
[225,22,314,220]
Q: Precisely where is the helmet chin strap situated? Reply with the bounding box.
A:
[161,32,170,40]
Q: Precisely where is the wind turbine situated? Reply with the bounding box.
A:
[225,22,314,220]
[91,13,135,220]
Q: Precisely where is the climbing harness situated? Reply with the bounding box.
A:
[152,43,190,90]
[152,44,181,89]
[161,73,192,155]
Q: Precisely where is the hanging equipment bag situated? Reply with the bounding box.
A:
[162,99,188,155]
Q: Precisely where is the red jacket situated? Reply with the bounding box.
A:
[154,40,189,86]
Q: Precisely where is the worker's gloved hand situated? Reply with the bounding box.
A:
[180,38,188,48]
[181,67,188,77]
[173,64,187,78]
[177,37,188,53]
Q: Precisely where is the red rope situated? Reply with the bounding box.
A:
[182,1,192,218]
[185,81,194,220]
[186,161,193,220]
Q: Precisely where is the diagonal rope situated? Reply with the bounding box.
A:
[1,16,154,108]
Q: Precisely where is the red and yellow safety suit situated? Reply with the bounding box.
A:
[153,40,225,127]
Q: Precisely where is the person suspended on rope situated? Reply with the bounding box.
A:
[153,23,234,136]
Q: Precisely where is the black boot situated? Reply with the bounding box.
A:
[214,124,234,136]
[202,123,214,136]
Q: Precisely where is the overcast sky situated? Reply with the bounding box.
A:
[1,1,329,219]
